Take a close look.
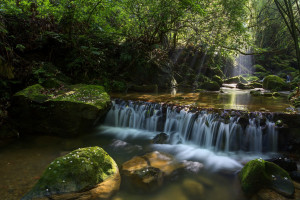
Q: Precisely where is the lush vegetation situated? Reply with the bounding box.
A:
[0,0,300,117]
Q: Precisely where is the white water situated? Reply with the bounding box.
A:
[100,100,279,171]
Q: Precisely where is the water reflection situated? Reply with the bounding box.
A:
[111,86,291,112]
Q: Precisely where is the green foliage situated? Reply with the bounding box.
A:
[212,75,223,87]
[253,64,266,73]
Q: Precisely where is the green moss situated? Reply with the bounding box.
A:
[239,159,291,196]
[272,92,280,97]
[23,147,117,199]
[263,75,288,90]
[200,81,220,91]
[15,84,48,103]
[212,75,223,86]
[253,64,267,73]
[249,82,262,88]
[49,84,110,109]
[250,90,261,96]
[224,76,248,84]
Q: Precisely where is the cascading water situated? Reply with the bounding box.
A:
[104,100,278,153]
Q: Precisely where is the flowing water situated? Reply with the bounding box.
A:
[0,94,288,200]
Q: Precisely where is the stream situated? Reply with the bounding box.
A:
[0,86,294,200]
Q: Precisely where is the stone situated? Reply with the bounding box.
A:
[9,84,111,136]
[239,159,294,197]
[181,179,204,199]
[182,160,204,174]
[22,147,120,200]
[290,171,300,182]
[152,133,169,144]
[249,82,263,88]
[121,151,183,191]
[212,75,223,87]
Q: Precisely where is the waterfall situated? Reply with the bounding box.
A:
[234,53,253,76]
[104,100,278,153]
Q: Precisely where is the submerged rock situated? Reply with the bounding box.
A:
[121,151,183,191]
[152,133,169,144]
[239,159,294,197]
[9,84,111,136]
[22,147,120,200]
[236,83,254,90]
[181,179,204,199]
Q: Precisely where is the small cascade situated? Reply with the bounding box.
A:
[104,100,278,153]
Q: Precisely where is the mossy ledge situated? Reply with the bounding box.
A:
[10,84,111,136]
[22,147,120,200]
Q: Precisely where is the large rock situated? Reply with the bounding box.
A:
[121,151,183,191]
[262,75,289,91]
[200,81,220,91]
[9,84,111,136]
[239,159,294,197]
[224,76,247,84]
[22,147,120,200]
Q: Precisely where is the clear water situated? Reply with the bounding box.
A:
[0,130,251,200]
[111,86,292,112]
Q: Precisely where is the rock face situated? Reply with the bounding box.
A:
[121,151,183,191]
[22,147,120,200]
[239,159,294,197]
[9,84,111,136]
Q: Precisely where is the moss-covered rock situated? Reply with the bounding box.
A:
[236,83,254,90]
[253,64,267,73]
[212,75,223,87]
[10,84,111,136]
[200,81,220,91]
[249,82,263,88]
[254,72,270,80]
[263,75,289,91]
[224,76,248,84]
[239,159,294,197]
[22,147,120,200]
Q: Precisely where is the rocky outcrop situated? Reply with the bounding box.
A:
[263,75,289,91]
[9,84,111,136]
[22,147,120,200]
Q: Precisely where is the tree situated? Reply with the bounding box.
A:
[274,0,300,72]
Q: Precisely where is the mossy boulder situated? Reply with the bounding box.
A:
[249,82,262,88]
[262,75,289,91]
[239,159,294,197]
[253,64,267,73]
[200,81,220,91]
[254,72,270,80]
[224,76,248,84]
[9,84,111,136]
[212,75,223,87]
[236,83,254,90]
[22,147,120,200]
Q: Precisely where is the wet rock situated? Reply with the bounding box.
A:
[250,90,261,96]
[290,171,300,182]
[22,147,120,200]
[181,179,204,199]
[273,92,281,97]
[263,92,273,97]
[249,82,263,88]
[267,157,297,172]
[224,76,247,84]
[152,133,169,144]
[110,139,142,153]
[238,115,249,129]
[181,160,204,174]
[197,176,214,188]
[121,151,183,191]
[255,189,287,200]
[239,159,294,197]
[9,84,111,137]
